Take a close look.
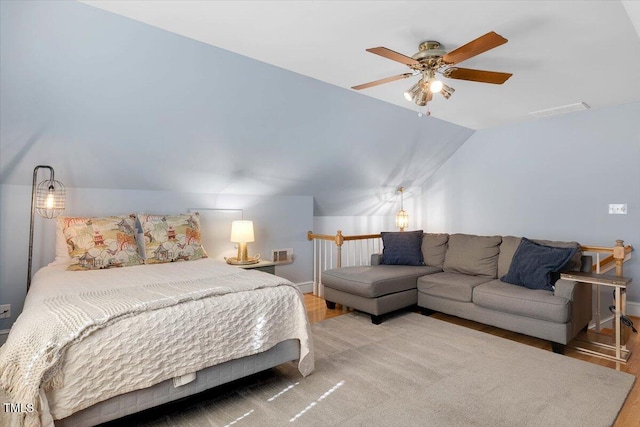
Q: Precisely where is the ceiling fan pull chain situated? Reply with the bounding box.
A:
[418,105,431,118]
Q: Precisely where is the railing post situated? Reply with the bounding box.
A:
[613,240,625,277]
[335,230,344,268]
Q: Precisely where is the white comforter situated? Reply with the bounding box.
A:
[0,259,313,427]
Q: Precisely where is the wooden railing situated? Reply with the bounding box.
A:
[308,230,633,298]
[307,231,382,296]
[581,240,633,276]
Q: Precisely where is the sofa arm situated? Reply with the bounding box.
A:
[554,278,593,339]
[371,253,383,265]
[554,279,578,299]
[554,255,594,309]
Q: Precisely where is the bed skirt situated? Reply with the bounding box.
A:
[55,339,301,427]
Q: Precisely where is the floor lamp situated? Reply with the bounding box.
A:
[27,165,65,292]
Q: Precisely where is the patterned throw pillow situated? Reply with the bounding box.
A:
[60,215,144,271]
[138,213,208,264]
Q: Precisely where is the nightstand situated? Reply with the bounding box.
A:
[234,261,276,275]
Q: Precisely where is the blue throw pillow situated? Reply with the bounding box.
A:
[500,237,577,291]
[381,230,425,266]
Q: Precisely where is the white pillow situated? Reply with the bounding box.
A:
[49,219,72,265]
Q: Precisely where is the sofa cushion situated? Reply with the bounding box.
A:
[322,265,439,298]
[381,230,425,266]
[473,280,571,323]
[422,233,449,269]
[498,236,582,278]
[500,238,577,291]
[497,236,521,278]
[443,234,502,278]
[534,238,582,271]
[417,272,493,303]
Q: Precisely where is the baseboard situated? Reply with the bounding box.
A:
[588,302,640,330]
[589,315,614,330]
[296,281,313,294]
[627,301,640,317]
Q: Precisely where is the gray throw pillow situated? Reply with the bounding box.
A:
[422,233,449,268]
[381,230,425,266]
[500,237,577,291]
[443,234,502,277]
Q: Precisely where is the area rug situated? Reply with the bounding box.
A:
[123,312,635,427]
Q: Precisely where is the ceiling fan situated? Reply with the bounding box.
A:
[352,31,512,114]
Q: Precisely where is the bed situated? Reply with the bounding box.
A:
[0,258,314,427]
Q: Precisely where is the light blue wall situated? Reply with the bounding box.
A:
[422,102,640,305]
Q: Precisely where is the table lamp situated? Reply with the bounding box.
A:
[227,220,259,265]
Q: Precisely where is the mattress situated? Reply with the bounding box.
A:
[0,259,314,427]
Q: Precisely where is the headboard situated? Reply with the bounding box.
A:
[189,208,243,262]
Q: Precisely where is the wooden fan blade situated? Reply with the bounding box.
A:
[351,73,414,90]
[366,47,421,67]
[442,31,508,65]
[442,67,512,84]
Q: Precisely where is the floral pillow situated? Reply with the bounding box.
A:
[138,213,208,264]
[59,215,144,271]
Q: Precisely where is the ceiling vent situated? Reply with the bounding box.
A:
[529,102,590,119]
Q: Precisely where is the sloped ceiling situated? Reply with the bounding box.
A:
[81,0,640,130]
[0,1,473,216]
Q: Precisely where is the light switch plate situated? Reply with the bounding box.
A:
[608,204,627,215]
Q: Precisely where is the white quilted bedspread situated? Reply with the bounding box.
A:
[0,259,313,427]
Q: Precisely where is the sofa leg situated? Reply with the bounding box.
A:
[551,342,565,355]
[325,300,336,310]
[419,307,435,316]
[371,315,383,325]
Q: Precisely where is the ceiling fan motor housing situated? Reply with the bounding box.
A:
[411,41,446,70]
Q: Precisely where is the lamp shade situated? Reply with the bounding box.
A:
[230,220,255,243]
[35,178,65,219]
[395,186,408,231]
[395,209,409,231]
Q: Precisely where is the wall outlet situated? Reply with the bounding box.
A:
[0,304,10,319]
[608,204,627,215]
[272,248,293,263]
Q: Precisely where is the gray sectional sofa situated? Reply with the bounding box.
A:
[322,233,593,352]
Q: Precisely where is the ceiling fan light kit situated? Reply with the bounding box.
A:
[352,31,513,117]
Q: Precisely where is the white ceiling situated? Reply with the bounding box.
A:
[82,1,640,130]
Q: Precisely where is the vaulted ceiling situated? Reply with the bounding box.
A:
[0,1,472,216]
[82,1,640,130]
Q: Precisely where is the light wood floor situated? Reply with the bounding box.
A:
[303,294,640,427]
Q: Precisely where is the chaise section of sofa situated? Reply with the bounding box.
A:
[322,264,438,324]
[322,233,447,324]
